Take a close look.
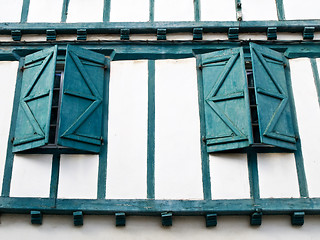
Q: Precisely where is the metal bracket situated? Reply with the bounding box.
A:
[73,211,83,226]
[267,27,277,40]
[161,212,172,226]
[206,213,217,227]
[46,29,56,41]
[303,27,315,40]
[157,29,167,40]
[291,212,304,226]
[31,211,42,225]
[193,28,203,40]
[228,28,239,40]
[11,30,21,41]
[77,29,87,40]
[120,29,130,40]
[115,212,126,227]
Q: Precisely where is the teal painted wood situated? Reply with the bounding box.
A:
[20,0,30,23]
[250,43,296,150]
[1,20,320,35]
[97,56,111,199]
[49,154,60,199]
[310,59,320,106]
[1,59,24,197]
[275,0,285,21]
[285,61,309,197]
[196,55,211,200]
[194,0,200,22]
[57,45,106,153]
[200,47,253,152]
[12,46,58,152]
[147,60,155,199]
[61,0,70,23]
[103,0,111,22]
[4,197,320,215]
[149,0,154,22]
[247,152,260,199]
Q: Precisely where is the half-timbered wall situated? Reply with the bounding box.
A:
[1,0,320,239]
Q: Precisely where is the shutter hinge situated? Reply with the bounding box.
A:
[295,136,299,141]
[20,66,25,72]
[11,137,15,143]
[198,64,203,70]
[103,65,108,69]
[202,137,207,143]
[100,137,104,145]
[283,63,287,68]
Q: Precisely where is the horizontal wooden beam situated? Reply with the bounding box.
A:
[0,20,320,35]
[2,197,320,215]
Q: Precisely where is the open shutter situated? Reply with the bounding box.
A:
[57,45,107,153]
[12,46,57,152]
[250,43,296,150]
[200,48,252,152]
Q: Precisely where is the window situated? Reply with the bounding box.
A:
[11,45,108,153]
[199,43,297,152]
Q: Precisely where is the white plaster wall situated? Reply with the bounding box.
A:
[155,58,203,200]
[0,62,19,194]
[67,0,104,22]
[58,155,99,199]
[201,0,236,21]
[110,0,149,22]
[106,60,148,199]
[290,59,320,197]
[27,0,63,22]
[2,214,320,239]
[258,153,300,198]
[0,0,23,22]
[154,0,194,21]
[284,0,320,20]
[210,154,250,200]
[10,155,52,197]
[241,0,277,21]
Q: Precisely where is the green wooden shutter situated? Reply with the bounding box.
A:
[12,46,57,152]
[250,43,297,150]
[57,45,107,153]
[200,48,253,152]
